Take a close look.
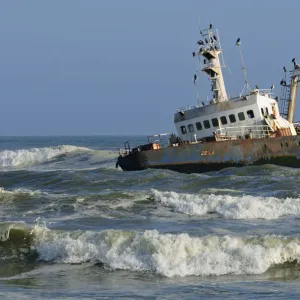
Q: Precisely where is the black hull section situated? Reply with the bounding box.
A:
[116,151,148,171]
[117,136,300,174]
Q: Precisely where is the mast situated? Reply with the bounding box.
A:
[235,38,251,95]
[195,23,228,103]
[287,62,300,123]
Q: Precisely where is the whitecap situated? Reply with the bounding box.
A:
[31,228,300,277]
[0,145,91,168]
[152,189,300,220]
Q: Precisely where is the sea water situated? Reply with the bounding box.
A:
[1,136,300,299]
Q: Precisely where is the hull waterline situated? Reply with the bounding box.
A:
[117,136,300,174]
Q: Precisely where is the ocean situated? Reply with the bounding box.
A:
[1,136,300,299]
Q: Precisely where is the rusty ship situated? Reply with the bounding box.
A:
[116,23,300,174]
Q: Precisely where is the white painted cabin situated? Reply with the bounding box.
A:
[174,90,291,142]
[172,23,297,144]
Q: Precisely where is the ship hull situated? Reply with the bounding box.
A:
[117,136,300,174]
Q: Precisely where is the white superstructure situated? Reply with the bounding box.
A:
[174,23,297,143]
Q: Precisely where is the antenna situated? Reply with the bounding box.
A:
[216,29,225,67]
[235,38,251,95]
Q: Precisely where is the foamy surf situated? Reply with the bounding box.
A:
[26,227,300,277]
[152,189,300,220]
[0,145,91,168]
[0,187,43,198]
[0,221,29,242]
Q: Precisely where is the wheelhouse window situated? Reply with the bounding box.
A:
[211,118,219,127]
[220,116,227,125]
[188,124,195,133]
[238,112,245,121]
[180,126,187,134]
[196,122,202,131]
[261,108,264,116]
[229,114,236,123]
[266,107,269,115]
[247,110,255,119]
[203,120,210,129]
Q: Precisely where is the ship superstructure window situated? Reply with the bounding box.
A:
[261,108,264,116]
[203,120,210,129]
[181,126,187,134]
[196,122,202,131]
[220,116,227,125]
[188,124,195,133]
[211,118,219,127]
[238,112,245,121]
[229,114,236,123]
[266,107,269,115]
[247,110,255,119]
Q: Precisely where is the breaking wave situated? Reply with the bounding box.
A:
[0,145,91,168]
[0,187,42,198]
[152,189,300,220]
[0,222,32,242]
[3,223,300,277]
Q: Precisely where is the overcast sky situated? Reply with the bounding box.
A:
[0,1,299,135]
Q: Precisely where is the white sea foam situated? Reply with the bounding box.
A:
[152,189,300,220]
[0,187,42,197]
[0,221,28,242]
[0,145,91,168]
[31,228,300,277]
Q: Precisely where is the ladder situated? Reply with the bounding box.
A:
[279,74,292,119]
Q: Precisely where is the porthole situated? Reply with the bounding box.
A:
[188,124,195,133]
[238,112,245,121]
[196,122,202,131]
[211,118,219,127]
[220,116,227,125]
[203,120,211,129]
[247,110,255,119]
[229,114,236,123]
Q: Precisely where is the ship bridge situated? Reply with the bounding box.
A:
[174,89,294,142]
[174,23,297,143]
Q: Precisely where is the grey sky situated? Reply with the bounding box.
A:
[0,1,299,135]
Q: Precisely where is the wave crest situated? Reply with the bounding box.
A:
[152,189,300,220]
[31,228,300,277]
[2,224,300,277]
[0,145,91,167]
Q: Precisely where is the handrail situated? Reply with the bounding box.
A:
[175,105,198,112]
[216,125,273,140]
[147,132,173,148]
[147,132,171,138]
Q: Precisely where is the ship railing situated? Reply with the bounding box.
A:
[293,122,300,135]
[147,132,173,148]
[216,125,273,140]
[118,141,131,156]
[118,149,129,157]
[175,105,198,112]
[176,100,212,113]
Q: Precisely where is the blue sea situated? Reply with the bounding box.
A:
[1,136,300,299]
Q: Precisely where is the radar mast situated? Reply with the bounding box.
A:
[194,23,228,103]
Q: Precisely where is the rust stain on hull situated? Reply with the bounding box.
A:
[117,136,300,174]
